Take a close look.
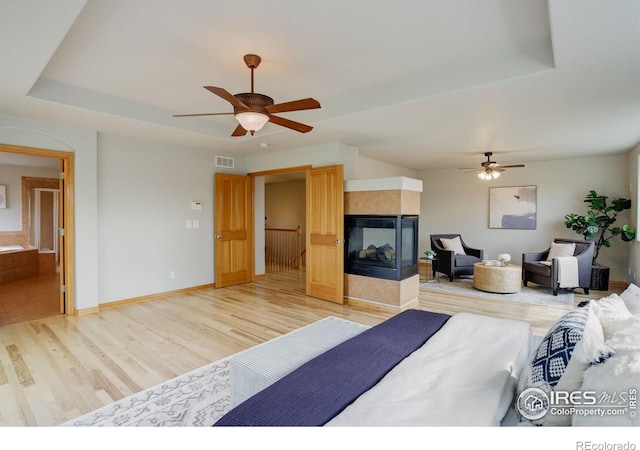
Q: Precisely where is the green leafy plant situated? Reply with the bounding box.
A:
[564,190,636,264]
[424,249,436,259]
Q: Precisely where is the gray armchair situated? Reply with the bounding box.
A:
[430,234,484,282]
[522,238,594,296]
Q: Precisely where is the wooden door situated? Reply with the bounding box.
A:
[306,165,344,303]
[214,173,254,288]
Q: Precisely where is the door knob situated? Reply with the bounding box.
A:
[216,234,222,239]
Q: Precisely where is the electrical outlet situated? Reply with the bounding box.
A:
[193,219,199,229]
[170,270,176,279]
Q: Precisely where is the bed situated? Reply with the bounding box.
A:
[214,283,640,427]
[215,309,535,426]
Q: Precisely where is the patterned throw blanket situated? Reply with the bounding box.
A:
[214,309,450,426]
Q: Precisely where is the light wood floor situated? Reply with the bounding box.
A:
[0,269,621,426]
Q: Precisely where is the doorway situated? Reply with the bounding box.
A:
[250,164,344,304]
[0,144,74,325]
[214,164,344,303]
[264,170,307,281]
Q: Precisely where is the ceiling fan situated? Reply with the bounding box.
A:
[459,152,525,180]
[173,54,321,137]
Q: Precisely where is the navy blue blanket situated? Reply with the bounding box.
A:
[214,309,450,426]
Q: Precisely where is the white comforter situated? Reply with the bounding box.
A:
[326,312,532,426]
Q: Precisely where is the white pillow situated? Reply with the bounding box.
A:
[573,352,640,426]
[440,236,466,255]
[546,242,576,261]
[604,315,640,354]
[591,294,635,339]
[619,282,640,316]
[572,318,640,427]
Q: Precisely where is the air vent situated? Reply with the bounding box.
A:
[215,155,234,168]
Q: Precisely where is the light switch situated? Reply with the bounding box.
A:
[193,220,199,229]
[191,201,203,210]
[186,220,192,229]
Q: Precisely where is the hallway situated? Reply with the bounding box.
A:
[0,274,61,326]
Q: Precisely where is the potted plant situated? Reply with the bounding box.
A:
[424,250,437,260]
[564,190,636,290]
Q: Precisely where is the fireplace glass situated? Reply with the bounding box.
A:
[344,215,418,281]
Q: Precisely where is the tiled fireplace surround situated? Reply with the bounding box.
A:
[344,177,422,310]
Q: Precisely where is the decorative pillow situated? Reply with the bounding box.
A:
[591,294,635,338]
[604,315,640,354]
[440,236,466,255]
[546,242,576,261]
[517,304,612,425]
[572,317,640,426]
[619,282,640,316]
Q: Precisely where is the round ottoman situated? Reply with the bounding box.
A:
[472,262,522,293]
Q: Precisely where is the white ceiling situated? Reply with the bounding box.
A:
[0,0,639,171]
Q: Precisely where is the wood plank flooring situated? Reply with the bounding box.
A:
[0,269,621,426]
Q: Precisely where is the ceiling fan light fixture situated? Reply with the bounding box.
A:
[235,111,269,135]
[464,152,525,180]
[478,169,500,180]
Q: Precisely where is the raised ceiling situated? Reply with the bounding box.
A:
[0,0,639,170]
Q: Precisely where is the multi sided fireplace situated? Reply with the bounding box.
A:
[345,215,418,281]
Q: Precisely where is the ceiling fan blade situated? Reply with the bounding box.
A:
[173,112,233,117]
[497,164,525,168]
[264,98,321,114]
[204,86,249,109]
[268,115,313,133]
[231,123,248,137]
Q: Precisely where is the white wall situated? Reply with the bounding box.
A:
[356,155,418,179]
[419,154,630,282]
[0,164,58,231]
[97,133,244,303]
[246,142,359,177]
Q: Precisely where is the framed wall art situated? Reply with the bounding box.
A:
[489,185,537,229]
[0,185,6,209]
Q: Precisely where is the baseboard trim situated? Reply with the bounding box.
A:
[75,284,216,315]
[76,306,100,316]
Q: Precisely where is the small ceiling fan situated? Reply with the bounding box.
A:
[173,54,321,136]
[458,152,525,180]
